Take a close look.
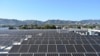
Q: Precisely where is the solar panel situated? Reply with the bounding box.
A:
[82,40,90,44]
[9,45,21,53]
[98,54,100,56]
[69,40,76,44]
[42,40,48,44]
[48,45,56,52]
[75,45,85,52]
[66,45,76,52]
[83,45,95,52]
[75,40,82,44]
[29,45,38,52]
[21,40,28,44]
[56,40,62,44]
[62,40,68,44]
[0,54,8,56]
[89,40,96,44]
[57,45,66,52]
[49,40,55,44]
[19,45,29,52]
[35,40,42,44]
[1,29,100,56]
[96,40,100,44]
[28,40,35,44]
[92,45,100,52]
[38,45,47,52]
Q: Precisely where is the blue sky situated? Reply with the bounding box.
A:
[0,0,100,21]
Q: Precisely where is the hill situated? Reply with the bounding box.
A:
[0,18,100,26]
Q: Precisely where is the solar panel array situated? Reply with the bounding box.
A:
[0,29,100,56]
[0,30,37,52]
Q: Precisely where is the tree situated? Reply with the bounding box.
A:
[77,26,81,29]
[19,25,28,29]
[9,26,16,29]
[50,25,56,29]
[43,24,56,29]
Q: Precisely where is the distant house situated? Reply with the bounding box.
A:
[56,26,62,29]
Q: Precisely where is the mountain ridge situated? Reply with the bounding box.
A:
[0,18,100,25]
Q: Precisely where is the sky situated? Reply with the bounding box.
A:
[0,0,100,21]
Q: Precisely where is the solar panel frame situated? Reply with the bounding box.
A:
[34,53,45,56]
[21,53,33,56]
[85,53,97,56]
[8,54,20,56]
[47,53,58,56]
[60,53,71,56]
[72,53,84,56]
